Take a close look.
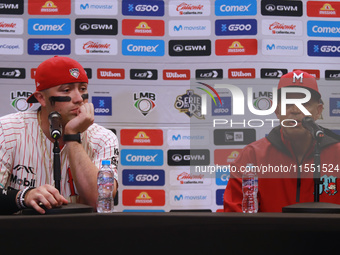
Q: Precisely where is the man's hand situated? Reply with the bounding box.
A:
[65,103,94,134]
[24,184,68,214]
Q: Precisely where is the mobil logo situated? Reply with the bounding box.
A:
[121,149,164,166]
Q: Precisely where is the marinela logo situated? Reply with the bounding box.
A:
[174,89,204,119]
[133,92,156,116]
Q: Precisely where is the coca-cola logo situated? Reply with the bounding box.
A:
[83,41,110,49]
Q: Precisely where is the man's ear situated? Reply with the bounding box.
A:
[315,102,324,120]
[33,92,47,107]
[275,102,281,118]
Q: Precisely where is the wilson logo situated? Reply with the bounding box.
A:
[163,70,190,80]
[97,68,124,79]
[228,68,256,79]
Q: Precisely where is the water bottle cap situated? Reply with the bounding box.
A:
[102,160,110,165]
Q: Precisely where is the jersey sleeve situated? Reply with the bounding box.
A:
[0,121,13,189]
[90,128,119,183]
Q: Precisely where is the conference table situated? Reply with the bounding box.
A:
[1,211,339,254]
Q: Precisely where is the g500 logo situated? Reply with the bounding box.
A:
[11,91,33,112]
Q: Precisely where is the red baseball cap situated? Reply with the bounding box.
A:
[277,70,321,99]
[27,56,88,103]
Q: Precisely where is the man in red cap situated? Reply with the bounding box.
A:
[224,70,340,212]
[0,56,118,214]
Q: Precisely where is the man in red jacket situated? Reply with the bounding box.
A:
[224,70,340,212]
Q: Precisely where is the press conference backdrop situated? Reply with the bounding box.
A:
[1,0,340,212]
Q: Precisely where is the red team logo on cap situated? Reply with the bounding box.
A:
[70,68,80,79]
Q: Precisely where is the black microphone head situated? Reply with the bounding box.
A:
[302,116,324,140]
[48,111,61,120]
[302,116,314,128]
[48,111,62,140]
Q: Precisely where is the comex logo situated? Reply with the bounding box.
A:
[126,154,158,162]
[220,4,251,12]
[196,82,222,115]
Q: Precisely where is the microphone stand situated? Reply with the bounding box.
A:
[53,138,61,193]
[283,134,340,213]
[313,139,322,203]
[22,128,93,215]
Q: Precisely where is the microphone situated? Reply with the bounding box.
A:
[48,111,62,140]
[302,116,324,140]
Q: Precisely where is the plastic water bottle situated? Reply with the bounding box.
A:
[97,160,114,213]
[242,163,258,213]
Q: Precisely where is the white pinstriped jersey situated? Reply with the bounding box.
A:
[0,111,119,203]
